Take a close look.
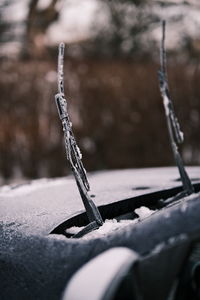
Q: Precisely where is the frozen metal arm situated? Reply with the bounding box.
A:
[158,20,194,198]
[55,43,103,237]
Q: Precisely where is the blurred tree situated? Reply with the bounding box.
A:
[80,0,200,60]
[0,0,62,59]
[0,0,23,51]
[1,0,200,60]
[0,2,9,42]
[22,0,61,59]
[80,0,159,59]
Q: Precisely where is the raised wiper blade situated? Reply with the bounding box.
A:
[55,43,103,236]
[158,20,194,200]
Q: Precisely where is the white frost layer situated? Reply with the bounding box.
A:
[163,94,170,116]
[66,206,155,239]
[0,177,70,197]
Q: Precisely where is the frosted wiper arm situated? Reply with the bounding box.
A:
[158,20,194,198]
[55,43,103,235]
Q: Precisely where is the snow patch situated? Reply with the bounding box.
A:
[66,219,138,239]
[135,206,155,220]
[66,206,155,239]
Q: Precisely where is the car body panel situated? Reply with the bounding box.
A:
[0,167,199,235]
[0,167,200,300]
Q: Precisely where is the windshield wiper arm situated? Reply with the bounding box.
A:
[55,43,103,236]
[158,20,194,202]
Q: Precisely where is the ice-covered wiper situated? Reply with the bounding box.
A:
[55,43,103,237]
[158,21,194,202]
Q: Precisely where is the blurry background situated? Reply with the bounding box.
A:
[0,0,200,185]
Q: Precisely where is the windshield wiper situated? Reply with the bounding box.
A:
[55,43,103,237]
[158,20,194,204]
